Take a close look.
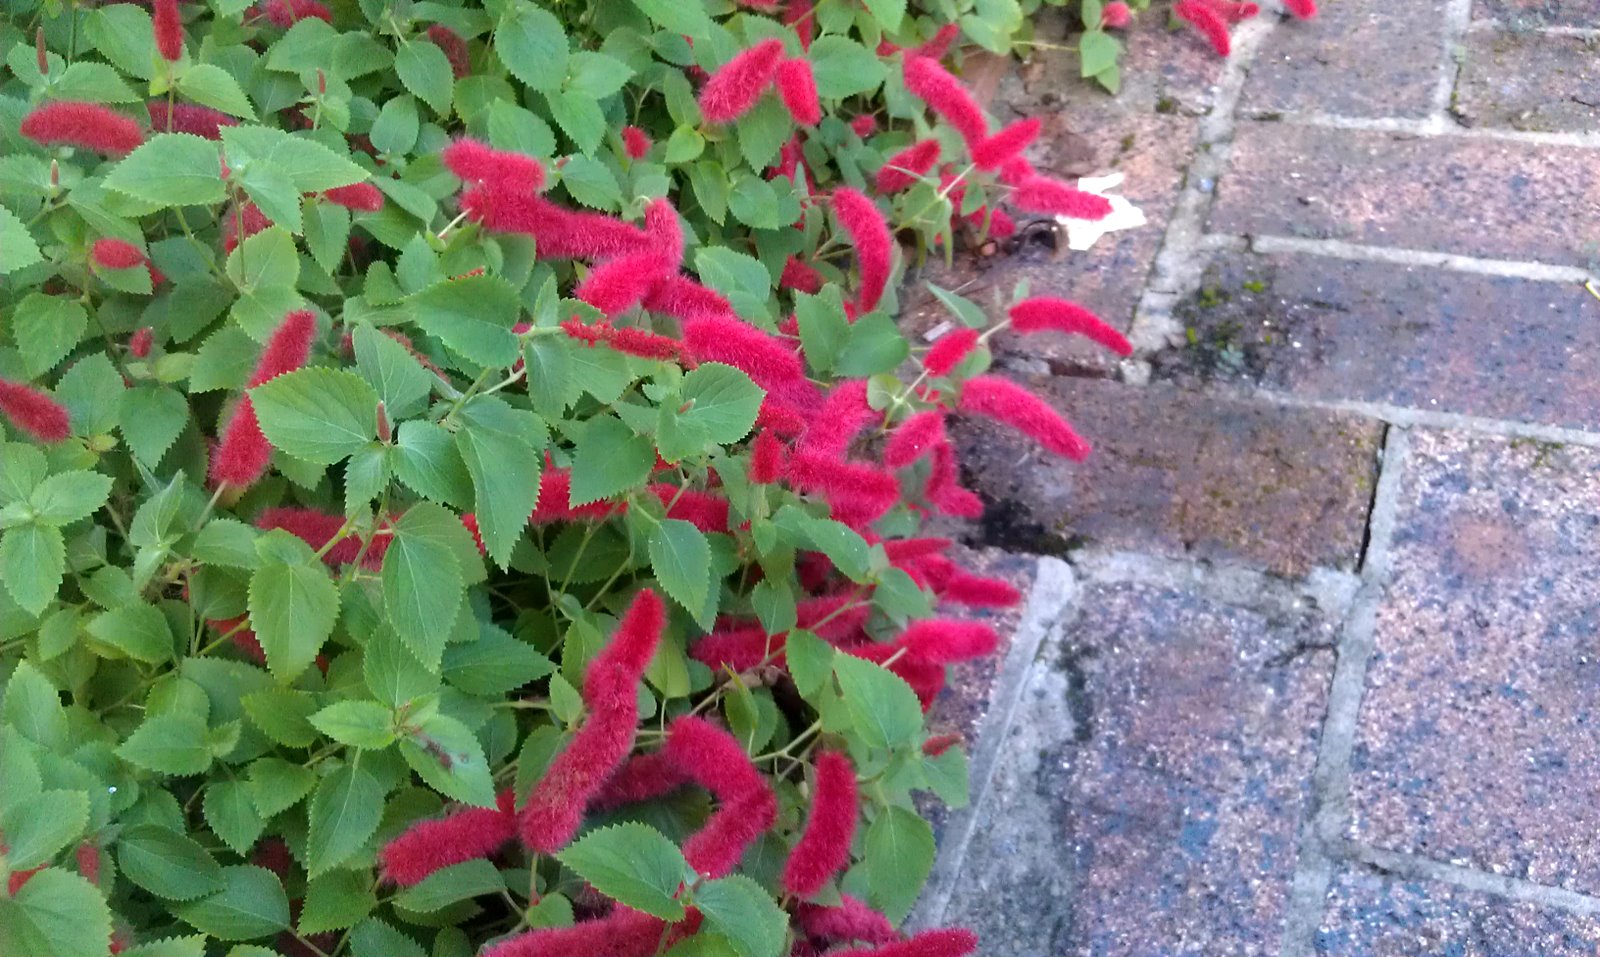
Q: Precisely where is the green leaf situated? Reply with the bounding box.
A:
[119,386,189,467]
[3,661,67,749]
[1,523,66,616]
[54,61,138,103]
[29,470,112,526]
[832,655,922,752]
[238,162,303,236]
[456,413,542,568]
[348,919,425,957]
[407,275,521,368]
[117,712,213,776]
[251,368,379,465]
[104,135,227,207]
[486,100,556,159]
[392,859,504,913]
[248,757,317,818]
[306,200,352,273]
[362,627,441,708]
[13,294,87,377]
[728,173,783,229]
[441,627,554,695]
[394,420,474,506]
[794,288,850,374]
[397,713,497,807]
[248,531,341,682]
[220,126,367,192]
[241,688,318,746]
[177,64,257,119]
[309,701,396,749]
[306,762,385,876]
[87,603,173,663]
[395,41,455,115]
[926,282,987,329]
[694,874,786,957]
[496,2,569,92]
[0,789,88,869]
[733,97,791,173]
[569,415,653,506]
[860,0,907,30]
[85,4,156,78]
[299,871,377,935]
[784,629,834,699]
[630,0,712,38]
[835,313,909,377]
[807,37,886,98]
[663,125,704,163]
[560,154,621,211]
[923,744,970,809]
[192,519,259,569]
[863,805,935,923]
[679,363,764,444]
[119,937,207,957]
[522,336,576,416]
[568,50,634,98]
[173,865,289,941]
[693,247,771,321]
[547,89,606,154]
[0,203,43,275]
[1079,29,1120,78]
[0,868,114,957]
[117,825,226,900]
[382,503,467,669]
[0,445,47,506]
[370,95,420,155]
[203,780,266,855]
[556,823,688,920]
[352,323,434,419]
[648,519,711,616]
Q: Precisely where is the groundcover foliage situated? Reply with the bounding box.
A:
[0,1,1145,955]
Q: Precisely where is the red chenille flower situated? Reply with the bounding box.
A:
[958,374,1089,461]
[681,314,810,396]
[1283,0,1318,17]
[1175,0,1232,56]
[1202,0,1262,22]
[780,256,824,294]
[831,188,892,313]
[256,0,332,27]
[577,253,669,316]
[130,327,154,359]
[776,58,822,126]
[897,619,999,663]
[924,327,979,376]
[874,139,941,194]
[1011,176,1113,220]
[1008,297,1132,355]
[484,906,677,957]
[593,751,690,810]
[1101,1,1133,26]
[462,189,652,260]
[797,896,899,947]
[901,56,988,147]
[698,38,786,123]
[912,23,961,60]
[91,238,145,270]
[849,114,877,138]
[21,102,143,155]
[211,310,315,487]
[519,589,664,853]
[970,117,1040,172]
[798,380,874,459]
[781,750,858,897]
[147,101,237,139]
[939,571,1022,608]
[750,429,785,484]
[621,125,652,159]
[426,24,471,77]
[0,378,71,443]
[443,138,546,192]
[664,717,778,878]
[884,410,947,468]
[379,790,516,886]
[153,0,183,62]
[322,182,384,212]
[831,928,980,957]
[651,486,731,533]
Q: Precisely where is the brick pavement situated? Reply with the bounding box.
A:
[908,3,1600,953]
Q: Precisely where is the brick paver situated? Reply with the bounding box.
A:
[1454,30,1600,133]
[1472,0,1600,26]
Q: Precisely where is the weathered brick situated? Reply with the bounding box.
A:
[1453,30,1600,133]
[1317,870,1600,954]
[1211,122,1600,266]
[1152,251,1600,430]
[1242,0,1448,119]
[940,578,1336,956]
[948,377,1382,576]
[1473,0,1600,26]
[1350,430,1600,893]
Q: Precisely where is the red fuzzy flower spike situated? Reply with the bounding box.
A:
[593,752,691,810]
[652,486,731,533]
[20,102,144,155]
[831,188,892,314]
[379,790,517,886]
[519,589,665,853]
[1203,0,1262,22]
[776,58,822,126]
[849,114,877,138]
[1008,297,1133,356]
[799,380,874,460]
[699,38,786,124]
[322,182,384,212]
[426,24,471,78]
[958,375,1090,461]
[681,314,810,397]
[577,253,669,316]
[780,256,823,294]
[603,327,684,361]
[912,23,962,60]
[153,0,183,62]
[255,507,389,569]
[1283,0,1318,16]
[786,0,818,49]
[148,101,237,139]
[884,410,947,468]
[902,56,989,148]
[664,717,778,878]
[1175,0,1232,56]
[782,750,859,897]
[484,907,678,957]
[644,197,684,271]
[222,202,272,253]
[940,570,1023,607]
[898,619,1000,663]
[130,327,154,359]
[750,429,785,484]
[1011,176,1114,220]
[256,0,333,27]
[211,310,316,488]
[1101,1,1133,26]
[971,117,1041,171]
[91,238,144,270]
[461,189,651,260]
[832,928,981,957]
[797,896,899,947]
[875,139,941,194]
[924,327,979,377]
[442,138,546,192]
[622,125,652,159]
[0,377,71,443]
